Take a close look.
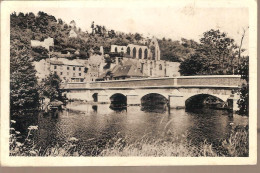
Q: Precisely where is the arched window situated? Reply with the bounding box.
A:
[133,47,136,58]
[139,48,142,59]
[115,47,118,53]
[144,49,148,59]
[127,47,131,55]
[150,46,155,60]
[159,64,162,70]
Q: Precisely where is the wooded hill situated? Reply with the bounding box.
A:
[11,11,248,75]
[10,11,199,62]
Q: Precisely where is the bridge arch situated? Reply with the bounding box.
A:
[141,93,168,106]
[110,93,127,105]
[185,94,226,110]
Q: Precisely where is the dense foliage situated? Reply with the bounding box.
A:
[179,53,208,75]
[10,11,199,62]
[179,29,246,75]
[237,57,249,115]
[10,11,249,116]
[40,73,62,101]
[10,47,39,117]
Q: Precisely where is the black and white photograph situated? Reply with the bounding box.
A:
[0,0,257,166]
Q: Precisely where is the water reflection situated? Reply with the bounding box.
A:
[14,102,248,153]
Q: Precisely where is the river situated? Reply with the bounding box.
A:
[25,101,248,155]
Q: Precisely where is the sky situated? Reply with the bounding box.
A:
[14,3,249,55]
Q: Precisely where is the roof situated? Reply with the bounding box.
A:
[50,58,86,66]
[121,58,141,69]
[112,65,144,78]
[50,60,64,65]
[98,69,112,79]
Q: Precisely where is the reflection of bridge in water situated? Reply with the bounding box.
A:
[62,75,243,112]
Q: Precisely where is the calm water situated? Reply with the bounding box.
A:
[32,102,248,152]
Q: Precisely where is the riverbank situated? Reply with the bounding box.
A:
[10,120,248,157]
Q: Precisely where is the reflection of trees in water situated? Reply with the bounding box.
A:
[109,93,127,112]
[141,104,167,113]
[184,108,234,148]
[185,94,225,111]
[141,93,168,113]
[109,104,127,112]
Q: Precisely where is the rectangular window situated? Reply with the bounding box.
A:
[79,73,81,76]
[54,65,57,69]
[79,67,81,71]
[73,67,76,71]
[60,72,63,75]
[80,79,84,82]
[67,67,69,70]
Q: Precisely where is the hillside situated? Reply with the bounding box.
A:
[10,11,197,62]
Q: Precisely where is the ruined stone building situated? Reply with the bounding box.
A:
[108,37,180,79]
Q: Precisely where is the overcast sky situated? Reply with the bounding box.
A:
[14,3,249,54]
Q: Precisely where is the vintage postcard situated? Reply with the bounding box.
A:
[0,0,257,166]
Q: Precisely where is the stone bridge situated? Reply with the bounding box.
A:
[61,75,243,111]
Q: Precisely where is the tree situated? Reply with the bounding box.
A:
[237,56,249,115]
[179,53,208,76]
[199,29,239,74]
[31,46,49,61]
[58,18,63,25]
[41,73,62,101]
[134,33,142,42]
[10,48,39,117]
[238,27,248,65]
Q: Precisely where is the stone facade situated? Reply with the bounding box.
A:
[110,38,180,78]
[34,58,88,83]
[85,54,106,82]
[111,45,127,53]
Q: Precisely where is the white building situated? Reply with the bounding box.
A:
[31,37,54,50]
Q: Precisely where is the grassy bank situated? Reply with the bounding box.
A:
[9,120,248,157]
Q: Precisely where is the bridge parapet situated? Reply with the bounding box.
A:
[61,82,88,89]
[89,77,176,88]
[62,75,242,89]
[176,75,242,87]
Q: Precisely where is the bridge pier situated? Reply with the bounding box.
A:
[168,90,185,109]
[228,93,240,112]
[127,91,141,106]
[98,91,110,104]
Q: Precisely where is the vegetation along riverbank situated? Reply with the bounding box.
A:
[10,119,248,157]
